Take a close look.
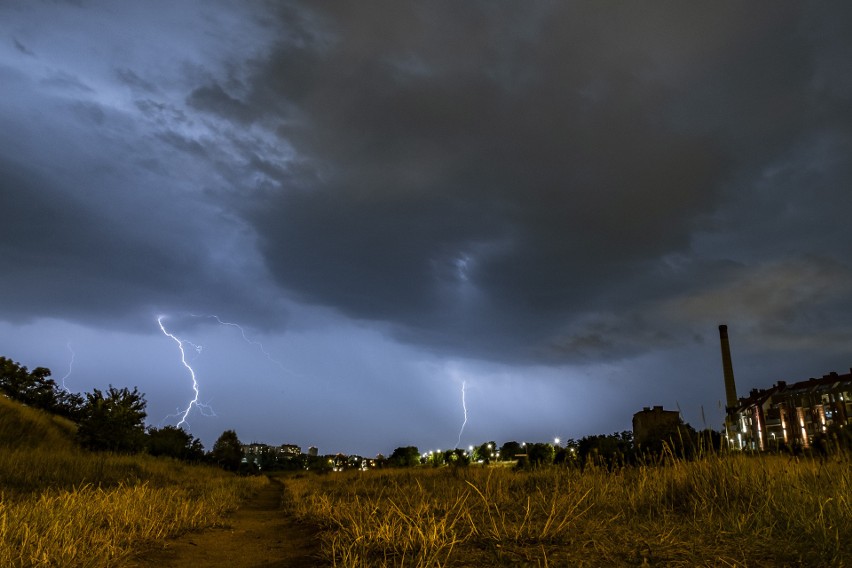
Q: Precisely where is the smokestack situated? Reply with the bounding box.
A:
[719,324,738,409]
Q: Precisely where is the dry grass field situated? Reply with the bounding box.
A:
[0,396,266,567]
[284,452,851,567]
[3,393,850,567]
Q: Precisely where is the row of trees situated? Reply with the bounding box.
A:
[0,356,83,420]
[383,426,726,471]
[1,356,245,468]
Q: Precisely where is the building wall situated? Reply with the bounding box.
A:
[728,370,852,450]
[633,405,681,447]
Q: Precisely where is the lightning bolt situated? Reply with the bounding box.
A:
[58,342,75,393]
[157,315,215,429]
[455,380,467,449]
[191,314,292,374]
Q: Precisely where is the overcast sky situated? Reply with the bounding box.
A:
[2,1,851,457]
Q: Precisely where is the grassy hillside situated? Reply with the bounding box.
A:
[0,395,266,567]
[0,394,78,451]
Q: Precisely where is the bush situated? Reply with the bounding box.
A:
[146,425,204,461]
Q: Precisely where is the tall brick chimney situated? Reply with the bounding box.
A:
[719,324,738,409]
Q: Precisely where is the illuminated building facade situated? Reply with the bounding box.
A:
[241,442,304,468]
[279,443,302,456]
[728,370,852,450]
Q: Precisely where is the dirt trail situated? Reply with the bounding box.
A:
[127,476,324,568]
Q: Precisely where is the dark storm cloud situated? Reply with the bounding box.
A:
[3,0,852,372]
[0,0,292,332]
[179,2,852,362]
[0,156,281,330]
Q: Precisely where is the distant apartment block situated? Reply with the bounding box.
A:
[241,442,271,456]
[241,442,304,468]
[728,370,852,450]
[278,444,302,456]
[715,325,852,451]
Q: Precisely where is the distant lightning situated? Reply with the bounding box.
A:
[59,342,75,393]
[191,314,293,375]
[455,380,468,449]
[157,315,215,429]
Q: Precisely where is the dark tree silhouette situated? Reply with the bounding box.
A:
[526,442,555,467]
[388,446,421,467]
[472,441,497,464]
[442,448,470,467]
[76,385,147,453]
[0,356,83,420]
[147,425,204,461]
[499,441,524,461]
[211,429,243,471]
[578,431,635,470]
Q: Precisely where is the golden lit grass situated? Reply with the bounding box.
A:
[284,454,852,567]
[0,396,266,567]
[0,478,261,567]
[0,395,77,452]
[0,445,250,496]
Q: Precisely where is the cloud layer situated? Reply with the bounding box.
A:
[2,2,852,452]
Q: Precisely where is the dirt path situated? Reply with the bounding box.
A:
[127,476,324,568]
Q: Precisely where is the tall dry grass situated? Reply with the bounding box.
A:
[0,396,265,567]
[0,478,259,567]
[284,452,851,567]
